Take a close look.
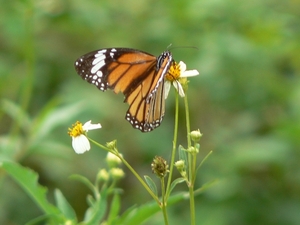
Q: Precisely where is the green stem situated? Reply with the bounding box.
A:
[166,92,179,199]
[184,93,196,225]
[161,177,169,225]
[119,155,161,205]
[184,93,191,149]
[189,185,196,225]
[88,138,161,205]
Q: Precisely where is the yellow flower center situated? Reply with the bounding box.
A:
[166,61,181,82]
[68,121,84,137]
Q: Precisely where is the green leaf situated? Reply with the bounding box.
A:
[112,204,137,225]
[116,199,160,225]
[69,174,109,224]
[116,192,190,225]
[168,178,186,196]
[32,100,85,140]
[144,175,158,196]
[178,145,188,170]
[1,161,60,217]
[194,179,219,195]
[69,174,95,193]
[80,190,108,225]
[25,214,56,225]
[196,150,213,175]
[106,193,121,224]
[54,189,77,222]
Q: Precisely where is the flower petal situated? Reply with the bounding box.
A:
[83,120,102,131]
[173,81,185,97]
[182,69,199,77]
[72,135,90,154]
[164,81,171,99]
[178,61,187,72]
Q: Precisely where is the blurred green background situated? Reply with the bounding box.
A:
[1,0,300,224]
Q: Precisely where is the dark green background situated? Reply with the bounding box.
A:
[0,0,299,224]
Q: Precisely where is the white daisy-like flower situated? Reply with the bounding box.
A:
[165,61,199,98]
[68,120,101,154]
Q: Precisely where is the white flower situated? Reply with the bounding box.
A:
[165,61,199,98]
[68,120,101,154]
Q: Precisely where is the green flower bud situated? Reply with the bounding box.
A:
[106,140,117,150]
[175,160,187,178]
[186,146,199,154]
[97,169,109,181]
[190,129,202,142]
[110,168,125,180]
[106,152,122,168]
[174,160,185,171]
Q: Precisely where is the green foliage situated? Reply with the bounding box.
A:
[2,161,59,215]
[54,189,77,222]
[1,0,300,224]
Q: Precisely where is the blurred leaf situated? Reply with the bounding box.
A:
[0,98,31,132]
[1,161,60,220]
[25,214,58,225]
[32,100,86,141]
[69,174,95,193]
[116,191,190,225]
[106,193,121,224]
[194,179,219,196]
[1,0,300,224]
[197,150,213,174]
[54,189,77,222]
[81,190,107,225]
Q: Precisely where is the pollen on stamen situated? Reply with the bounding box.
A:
[68,121,84,137]
[166,61,181,82]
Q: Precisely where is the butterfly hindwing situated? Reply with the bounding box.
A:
[74,48,173,132]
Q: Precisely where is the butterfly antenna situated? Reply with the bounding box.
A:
[169,45,199,51]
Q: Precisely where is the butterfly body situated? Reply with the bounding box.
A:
[74,48,173,132]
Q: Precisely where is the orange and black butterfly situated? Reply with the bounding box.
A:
[74,48,173,132]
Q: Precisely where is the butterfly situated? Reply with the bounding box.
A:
[74,48,173,132]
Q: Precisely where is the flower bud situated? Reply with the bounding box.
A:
[174,160,185,171]
[97,169,109,181]
[106,140,117,150]
[110,168,125,180]
[175,160,187,178]
[151,156,169,178]
[186,146,199,154]
[190,129,202,142]
[106,152,122,168]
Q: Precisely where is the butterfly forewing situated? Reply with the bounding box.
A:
[74,48,172,132]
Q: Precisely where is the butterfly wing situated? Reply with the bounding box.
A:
[74,48,172,132]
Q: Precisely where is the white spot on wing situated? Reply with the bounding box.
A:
[95,49,106,57]
[96,70,103,77]
[92,54,106,65]
[91,60,105,74]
